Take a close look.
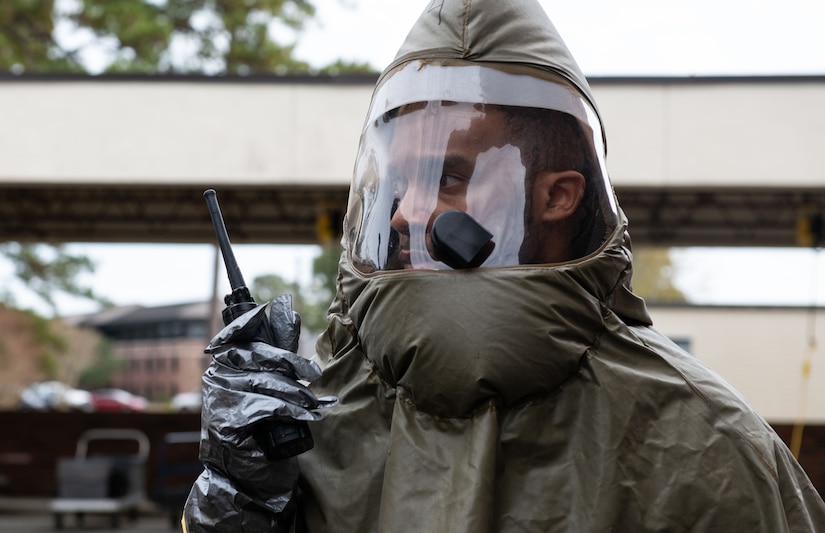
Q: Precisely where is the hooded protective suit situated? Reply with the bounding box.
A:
[185,0,825,532]
[292,1,825,531]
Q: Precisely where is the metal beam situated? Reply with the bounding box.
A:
[618,187,825,247]
[2,183,822,248]
[0,184,348,244]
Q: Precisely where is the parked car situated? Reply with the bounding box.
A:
[170,390,202,413]
[19,381,93,412]
[90,389,148,413]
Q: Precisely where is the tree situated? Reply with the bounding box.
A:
[632,247,687,303]
[248,243,341,334]
[64,0,317,75]
[0,0,75,73]
[0,242,113,316]
[312,244,340,301]
[1,0,376,75]
[251,266,331,333]
[251,273,302,305]
[77,337,122,390]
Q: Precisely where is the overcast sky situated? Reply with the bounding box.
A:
[3,0,825,316]
[293,0,825,76]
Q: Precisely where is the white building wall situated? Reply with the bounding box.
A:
[1,78,823,188]
[0,80,369,185]
[596,82,825,187]
[648,305,825,424]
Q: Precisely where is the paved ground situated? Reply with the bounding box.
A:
[0,500,180,532]
[0,512,178,532]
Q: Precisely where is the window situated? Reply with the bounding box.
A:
[670,336,692,354]
[187,322,208,339]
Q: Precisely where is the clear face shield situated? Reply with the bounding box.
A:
[346,64,618,274]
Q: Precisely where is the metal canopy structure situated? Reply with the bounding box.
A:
[1,74,823,248]
[619,186,825,248]
[3,183,824,248]
[0,183,348,244]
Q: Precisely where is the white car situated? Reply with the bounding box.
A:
[171,390,202,412]
[19,381,94,412]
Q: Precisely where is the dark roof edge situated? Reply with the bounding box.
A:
[1,72,824,85]
[589,74,825,85]
[0,72,380,84]
[647,301,825,311]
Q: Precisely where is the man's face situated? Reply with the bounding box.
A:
[348,101,596,272]
[386,103,515,269]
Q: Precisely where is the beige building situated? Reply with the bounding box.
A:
[76,302,214,400]
[649,303,824,424]
[75,300,825,424]
[110,337,207,400]
[77,301,320,401]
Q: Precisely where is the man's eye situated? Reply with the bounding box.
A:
[439,174,466,189]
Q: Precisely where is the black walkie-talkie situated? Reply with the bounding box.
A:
[203,189,314,460]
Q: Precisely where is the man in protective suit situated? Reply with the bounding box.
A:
[184,0,825,531]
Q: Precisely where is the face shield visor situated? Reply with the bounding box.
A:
[346,63,618,273]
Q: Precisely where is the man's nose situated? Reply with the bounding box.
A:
[389,196,410,235]
[389,184,435,234]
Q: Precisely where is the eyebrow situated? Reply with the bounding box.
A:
[386,153,475,186]
[442,153,474,174]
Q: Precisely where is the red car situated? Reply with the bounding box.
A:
[91,389,148,412]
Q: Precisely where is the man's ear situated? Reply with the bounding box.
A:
[533,170,586,222]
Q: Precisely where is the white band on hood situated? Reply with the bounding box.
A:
[366,63,592,130]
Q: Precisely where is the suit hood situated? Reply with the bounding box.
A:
[335,0,649,327]
[384,0,604,149]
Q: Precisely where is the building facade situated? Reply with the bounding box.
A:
[77,302,214,400]
[78,300,319,401]
[77,300,824,423]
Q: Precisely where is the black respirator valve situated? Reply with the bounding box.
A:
[431,210,495,269]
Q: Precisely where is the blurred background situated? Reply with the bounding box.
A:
[0,0,823,528]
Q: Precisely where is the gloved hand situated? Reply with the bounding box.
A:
[183,295,336,533]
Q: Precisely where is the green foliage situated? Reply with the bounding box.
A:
[0,242,113,315]
[41,351,60,379]
[1,0,378,75]
[77,337,122,389]
[0,0,79,73]
[28,311,68,378]
[312,244,340,301]
[68,0,317,74]
[251,273,301,305]
[299,244,341,332]
[318,58,376,75]
[250,244,341,334]
[632,247,687,303]
[1,307,71,379]
[251,272,327,332]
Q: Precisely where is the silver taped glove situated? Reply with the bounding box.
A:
[183,295,336,532]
